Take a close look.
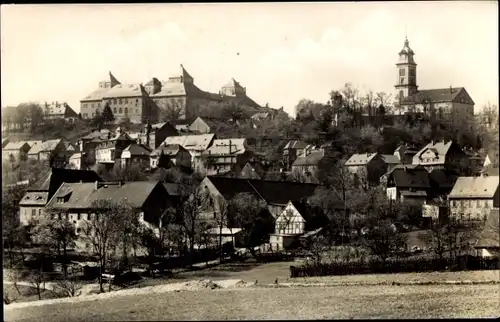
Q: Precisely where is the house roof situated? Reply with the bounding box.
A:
[162,134,215,151]
[69,152,84,160]
[28,168,102,197]
[475,209,499,248]
[102,83,145,98]
[205,138,246,156]
[43,102,78,118]
[81,87,112,102]
[283,140,308,150]
[222,95,261,109]
[27,139,63,155]
[151,144,185,156]
[380,154,401,165]
[400,190,427,197]
[121,143,152,157]
[192,117,231,130]
[288,200,315,223]
[19,191,49,206]
[81,130,110,141]
[413,140,455,165]
[428,168,459,189]
[204,227,243,235]
[46,181,162,210]
[344,153,379,166]
[402,87,473,104]
[449,175,499,199]
[292,150,325,166]
[3,141,30,151]
[163,182,181,196]
[388,166,430,189]
[25,140,43,147]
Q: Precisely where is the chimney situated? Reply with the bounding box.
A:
[450,86,453,94]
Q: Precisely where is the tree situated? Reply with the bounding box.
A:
[110,160,149,181]
[54,266,82,297]
[27,269,46,300]
[161,101,184,122]
[30,214,77,277]
[223,102,248,122]
[2,185,28,268]
[82,199,137,292]
[228,192,270,256]
[91,111,105,130]
[102,102,115,124]
[361,218,407,262]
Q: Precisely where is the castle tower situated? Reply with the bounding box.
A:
[99,71,121,89]
[395,37,418,102]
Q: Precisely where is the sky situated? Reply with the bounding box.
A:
[1,2,498,116]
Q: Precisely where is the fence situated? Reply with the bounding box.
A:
[290,255,499,278]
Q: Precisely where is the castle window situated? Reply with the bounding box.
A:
[91,103,94,108]
[124,107,128,114]
[113,99,117,104]
[119,99,123,104]
[113,108,117,113]
[399,69,405,76]
[119,108,123,113]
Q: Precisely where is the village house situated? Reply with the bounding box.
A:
[474,209,499,258]
[188,117,231,134]
[18,168,102,226]
[412,140,468,172]
[380,154,402,173]
[448,174,499,221]
[202,228,245,249]
[1,105,34,133]
[282,140,311,171]
[344,152,388,187]
[291,149,333,179]
[394,37,474,118]
[127,122,179,150]
[202,138,252,175]
[27,139,68,166]
[120,143,152,168]
[41,101,78,121]
[68,152,85,170]
[95,131,136,167]
[201,176,319,219]
[161,133,215,172]
[394,143,420,165]
[44,180,172,250]
[77,130,112,166]
[239,159,268,180]
[384,165,430,204]
[150,144,191,169]
[269,201,328,251]
[2,141,31,163]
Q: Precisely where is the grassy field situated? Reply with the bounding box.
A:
[3,284,63,304]
[5,284,499,320]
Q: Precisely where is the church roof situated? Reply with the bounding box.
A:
[403,87,472,104]
[398,37,415,55]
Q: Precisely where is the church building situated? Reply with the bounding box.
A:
[394,37,475,118]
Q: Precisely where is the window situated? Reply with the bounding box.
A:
[31,209,36,217]
[77,213,81,220]
[484,200,489,208]
[124,107,128,114]
[119,108,123,113]
[39,209,42,216]
[113,99,117,104]
[113,108,117,113]
[119,99,123,104]
[87,213,91,220]
[84,113,88,118]
[476,200,480,207]
[136,98,139,103]
[91,103,94,108]
[399,69,406,76]
[58,213,62,220]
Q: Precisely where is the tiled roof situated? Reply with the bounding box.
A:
[475,209,499,248]
[428,168,458,189]
[151,144,184,156]
[402,87,470,104]
[102,83,145,98]
[205,138,246,155]
[449,175,499,199]
[283,140,308,150]
[388,166,430,189]
[380,154,401,165]
[28,168,102,196]
[292,150,325,166]
[69,152,84,160]
[194,117,231,129]
[81,88,112,102]
[19,191,49,206]
[162,134,215,151]
[121,143,152,157]
[46,181,162,210]
[27,139,63,155]
[3,141,30,150]
[413,140,455,165]
[344,153,379,166]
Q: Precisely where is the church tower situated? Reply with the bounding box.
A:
[395,37,418,102]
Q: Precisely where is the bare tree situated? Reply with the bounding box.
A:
[27,269,46,300]
[54,266,82,297]
[161,101,184,122]
[361,218,407,263]
[81,199,136,292]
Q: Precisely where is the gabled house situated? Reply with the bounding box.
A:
[68,152,85,170]
[201,176,319,219]
[474,209,499,257]
[344,152,388,187]
[202,138,252,175]
[42,101,78,121]
[44,180,172,250]
[120,143,152,168]
[128,122,179,150]
[161,133,215,171]
[394,143,420,165]
[27,139,67,166]
[291,149,332,179]
[239,159,268,180]
[412,140,468,172]
[2,141,31,163]
[269,201,328,251]
[188,117,231,134]
[448,174,499,221]
[150,144,191,169]
[95,131,136,165]
[282,140,309,171]
[385,165,430,204]
[18,168,102,226]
